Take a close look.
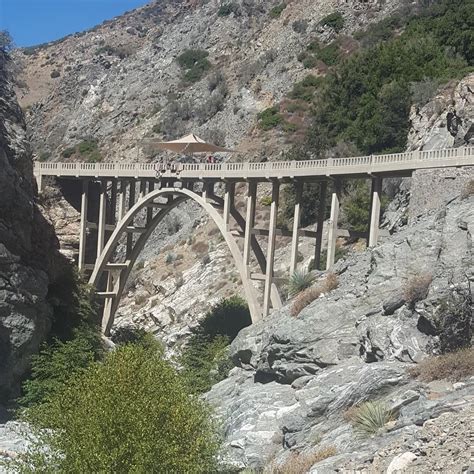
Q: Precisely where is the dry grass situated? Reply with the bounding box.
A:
[191,240,209,255]
[460,179,474,199]
[267,446,336,474]
[403,273,432,307]
[207,226,220,236]
[408,347,474,382]
[291,273,338,317]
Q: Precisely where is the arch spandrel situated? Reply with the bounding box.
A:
[89,187,264,335]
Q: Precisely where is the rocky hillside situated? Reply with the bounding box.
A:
[206,188,473,470]
[0,50,64,399]
[16,0,405,162]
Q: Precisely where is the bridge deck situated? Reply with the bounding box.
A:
[34,147,474,181]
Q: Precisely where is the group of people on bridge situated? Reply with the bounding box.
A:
[154,154,222,177]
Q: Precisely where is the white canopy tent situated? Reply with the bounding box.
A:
[152,134,234,154]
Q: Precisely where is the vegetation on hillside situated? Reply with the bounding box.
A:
[180,296,251,394]
[277,0,473,228]
[12,343,219,473]
[18,270,102,408]
[300,0,472,157]
[177,49,212,83]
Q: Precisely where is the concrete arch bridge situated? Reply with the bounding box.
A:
[34,147,474,335]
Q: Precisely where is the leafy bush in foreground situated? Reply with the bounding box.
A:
[14,344,219,473]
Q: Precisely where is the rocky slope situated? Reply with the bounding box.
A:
[206,188,474,471]
[16,0,405,162]
[0,51,63,399]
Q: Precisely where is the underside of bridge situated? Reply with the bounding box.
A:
[64,175,384,335]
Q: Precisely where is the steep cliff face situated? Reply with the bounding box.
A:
[0,51,61,399]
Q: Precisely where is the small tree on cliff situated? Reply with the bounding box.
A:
[0,30,13,53]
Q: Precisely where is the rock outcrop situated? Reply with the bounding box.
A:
[407,74,474,221]
[0,51,61,398]
[206,194,474,470]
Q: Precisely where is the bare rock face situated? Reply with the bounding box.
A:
[405,74,474,221]
[206,195,474,470]
[38,186,81,262]
[407,74,474,151]
[0,51,62,399]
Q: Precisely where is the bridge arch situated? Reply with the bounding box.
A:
[89,187,263,335]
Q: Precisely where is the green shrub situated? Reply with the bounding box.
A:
[320,12,344,32]
[270,3,286,18]
[290,75,322,102]
[283,121,298,133]
[218,2,239,16]
[347,401,394,436]
[288,270,316,298]
[18,270,101,408]
[305,40,342,67]
[77,139,102,162]
[14,344,219,473]
[78,140,97,154]
[260,195,273,206]
[180,297,251,394]
[18,325,103,408]
[257,106,283,130]
[165,252,176,264]
[50,70,61,78]
[177,49,211,83]
[38,151,51,162]
[61,147,75,158]
[342,180,389,233]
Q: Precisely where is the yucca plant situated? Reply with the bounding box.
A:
[288,269,316,298]
[348,401,394,436]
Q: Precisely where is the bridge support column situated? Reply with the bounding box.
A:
[118,180,127,220]
[78,179,89,272]
[314,181,327,271]
[97,180,108,259]
[326,179,342,270]
[147,181,155,224]
[202,181,214,202]
[369,177,382,247]
[139,179,147,199]
[290,180,303,275]
[243,180,257,276]
[263,180,280,318]
[102,271,115,334]
[223,181,235,231]
[126,180,136,256]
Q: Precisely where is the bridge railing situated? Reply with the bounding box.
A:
[34,146,474,178]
